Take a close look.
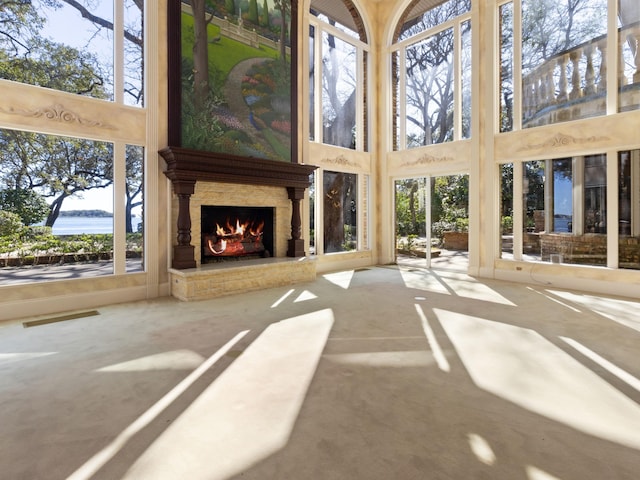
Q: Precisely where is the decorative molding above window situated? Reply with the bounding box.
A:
[0,103,115,130]
[401,154,454,167]
[517,133,610,152]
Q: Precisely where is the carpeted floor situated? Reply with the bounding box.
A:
[1,264,639,479]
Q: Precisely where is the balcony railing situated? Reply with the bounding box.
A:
[522,21,640,127]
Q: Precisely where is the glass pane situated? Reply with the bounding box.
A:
[500,163,514,259]
[124,0,144,107]
[362,50,369,152]
[0,0,114,100]
[323,171,357,253]
[309,25,315,141]
[523,160,545,262]
[552,159,573,232]
[311,11,360,41]
[397,0,471,42]
[432,175,469,252]
[0,129,114,284]
[499,2,514,132]
[322,32,357,149]
[405,29,454,147]
[125,145,143,272]
[619,150,640,269]
[521,0,608,128]
[396,178,427,255]
[461,20,472,139]
[584,154,606,234]
[618,6,640,112]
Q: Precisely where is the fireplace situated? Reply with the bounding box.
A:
[201,206,274,263]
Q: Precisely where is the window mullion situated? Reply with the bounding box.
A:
[114,0,124,104]
[113,142,126,274]
[454,21,462,141]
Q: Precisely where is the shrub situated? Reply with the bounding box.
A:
[0,211,24,239]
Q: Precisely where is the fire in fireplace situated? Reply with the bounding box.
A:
[201,206,274,262]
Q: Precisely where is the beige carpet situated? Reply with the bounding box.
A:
[1,264,639,479]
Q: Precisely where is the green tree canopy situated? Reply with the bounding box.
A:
[0,188,50,226]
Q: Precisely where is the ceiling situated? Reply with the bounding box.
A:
[309,0,446,35]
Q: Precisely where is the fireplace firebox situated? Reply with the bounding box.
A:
[201,206,274,263]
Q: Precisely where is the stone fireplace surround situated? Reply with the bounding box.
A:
[160,146,317,300]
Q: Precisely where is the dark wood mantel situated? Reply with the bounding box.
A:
[160,146,317,269]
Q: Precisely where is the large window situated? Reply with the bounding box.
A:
[309,4,368,151]
[619,149,640,269]
[391,0,472,150]
[0,0,145,284]
[501,156,611,267]
[499,0,640,130]
[323,171,358,253]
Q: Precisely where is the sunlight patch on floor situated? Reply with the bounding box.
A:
[467,433,496,466]
[96,350,206,372]
[323,270,355,289]
[415,304,450,372]
[324,350,435,368]
[399,270,515,306]
[548,291,640,333]
[399,269,451,294]
[436,309,640,450]
[294,290,318,302]
[526,465,563,480]
[560,336,640,393]
[0,352,56,366]
[67,330,250,480]
[121,309,334,480]
[270,289,294,308]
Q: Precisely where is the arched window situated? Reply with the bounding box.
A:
[309,0,368,151]
[391,0,472,150]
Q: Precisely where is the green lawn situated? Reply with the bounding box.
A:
[181,12,278,83]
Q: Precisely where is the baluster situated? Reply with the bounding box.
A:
[537,74,545,107]
[619,35,628,86]
[597,41,606,92]
[546,65,555,104]
[569,50,582,99]
[633,32,640,83]
[557,54,568,101]
[584,44,596,95]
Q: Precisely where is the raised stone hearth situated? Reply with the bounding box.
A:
[169,257,316,301]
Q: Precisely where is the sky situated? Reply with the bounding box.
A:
[38,1,117,213]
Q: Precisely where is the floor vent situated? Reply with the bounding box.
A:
[23,310,100,328]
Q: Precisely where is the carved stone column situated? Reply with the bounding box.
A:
[172,180,197,269]
[287,186,306,257]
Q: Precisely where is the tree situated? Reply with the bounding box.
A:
[190,0,216,107]
[402,1,470,147]
[0,129,113,227]
[0,188,49,226]
[2,0,146,230]
[273,0,290,63]
[125,145,143,233]
[248,0,259,24]
[225,0,236,16]
[321,24,357,149]
[396,179,426,237]
[0,0,58,58]
[261,0,270,28]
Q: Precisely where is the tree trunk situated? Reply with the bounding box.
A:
[191,0,210,107]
